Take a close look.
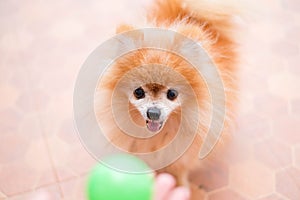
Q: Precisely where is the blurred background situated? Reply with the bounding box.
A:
[0,0,300,199]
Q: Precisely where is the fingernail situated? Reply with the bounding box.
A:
[182,188,190,199]
[157,173,175,187]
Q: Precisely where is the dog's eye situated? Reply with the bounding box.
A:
[167,89,178,100]
[133,87,145,99]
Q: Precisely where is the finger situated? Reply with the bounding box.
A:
[166,186,190,200]
[153,173,176,200]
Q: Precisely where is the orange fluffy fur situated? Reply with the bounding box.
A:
[96,0,238,198]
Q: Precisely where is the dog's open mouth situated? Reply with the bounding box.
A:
[146,120,163,132]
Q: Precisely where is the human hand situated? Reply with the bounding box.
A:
[153,173,190,200]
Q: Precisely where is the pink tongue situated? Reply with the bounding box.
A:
[147,121,161,132]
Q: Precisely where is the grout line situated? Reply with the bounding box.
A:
[256,193,273,199]
[36,117,65,198]
[23,63,65,198]
[206,186,228,196]
[5,171,89,198]
[275,191,289,200]
[5,182,58,198]
[58,172,88,184]
[228,187,251,200]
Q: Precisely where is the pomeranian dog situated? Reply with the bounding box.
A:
[96,0,239,197]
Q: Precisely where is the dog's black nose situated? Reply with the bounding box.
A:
[147,107,161,120]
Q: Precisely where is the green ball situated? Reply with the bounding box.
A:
[87,154,154,200]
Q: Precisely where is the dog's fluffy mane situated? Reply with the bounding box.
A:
[95,0,239,188]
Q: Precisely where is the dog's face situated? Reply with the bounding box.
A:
[129,83,180,132]
[107,51,200,134]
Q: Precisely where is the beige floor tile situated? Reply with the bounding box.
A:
[253,139,292,170]
[60,176,87,200]
[229,160,275,199]
[276,167,300,200]
[257,194,285,200]
[5,184,62,200]
[208,189,248,200]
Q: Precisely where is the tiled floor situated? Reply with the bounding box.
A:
[0,0,299,199]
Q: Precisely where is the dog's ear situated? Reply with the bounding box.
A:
[115,24,144,49]
[116,24,134,34]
